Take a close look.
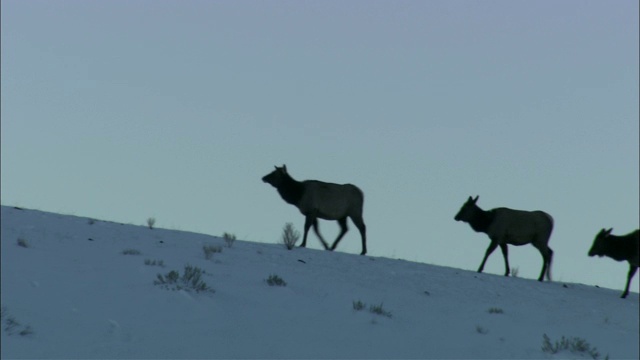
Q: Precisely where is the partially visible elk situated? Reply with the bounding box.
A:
[262,165,367,255]
[588,228,640,298]
[454,196,554,281]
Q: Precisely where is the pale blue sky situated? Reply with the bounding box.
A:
[2,0,638,292]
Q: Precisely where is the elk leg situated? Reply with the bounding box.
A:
[478,241,498,273]
[545,248,554,281]
[300,216,314,248]
[351,215,367,255]
[533,244,552,282]
[329,217,349,251]
[499,244,510,276]
[621,265,637,299]
[311,218,330,250]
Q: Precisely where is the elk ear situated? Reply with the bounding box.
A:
[473,195,479,203]
[282,164,287,173]
[606,228,613,235]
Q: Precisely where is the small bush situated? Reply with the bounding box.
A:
[147,217,156,229]
[511,267,519,278]
[476,325,489,334]
[122,249,141,255]
[154,265,213,293]
[352,300,392,318]
[222,232,236,247]
[541,333,605,359]
[281,222,300,250]
[16,238,29,248]
[488,307,504,314]
[266,274,287,287]
[369,303,393,318]
[203,244,223,259]
[144,259,165,267]
[2,307,33,336]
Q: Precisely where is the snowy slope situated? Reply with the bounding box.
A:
[1,206,638,359]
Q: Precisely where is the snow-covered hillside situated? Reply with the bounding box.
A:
[1,206,638,359]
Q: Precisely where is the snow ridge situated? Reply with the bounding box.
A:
[1,206,638,359]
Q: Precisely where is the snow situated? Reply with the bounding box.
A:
[1,205,638,359]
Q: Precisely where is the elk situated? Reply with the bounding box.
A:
[454,196,554,281]
[588,228,639,298]
[262,165,367,255]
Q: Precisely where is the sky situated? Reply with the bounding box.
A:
[2,205,638,359]
[1,0,638,292]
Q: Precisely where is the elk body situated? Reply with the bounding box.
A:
[454,196,554,281]
[262,165,367,255]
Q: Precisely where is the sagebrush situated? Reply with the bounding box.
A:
[266,274,287,286]
[223,232,236,247]
[281,222,300,250]
[352,300,392,318]
[541,333,606,360]
[122,249,141,255]
[154,265,214,293]
[203,244,223,259]
[144,259,165,267]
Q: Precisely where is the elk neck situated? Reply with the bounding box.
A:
[467,207,495,234]
[276,172,305,206]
